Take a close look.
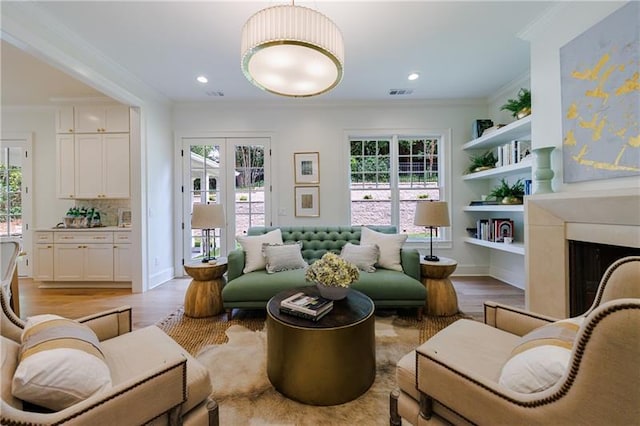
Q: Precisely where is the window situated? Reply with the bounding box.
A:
[349,133,448,240]
[0,147,23,237]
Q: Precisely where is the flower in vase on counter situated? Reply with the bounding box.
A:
[305,252,359,288]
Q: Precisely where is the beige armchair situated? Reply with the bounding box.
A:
[391,256,640,425]
[0,241,218,426]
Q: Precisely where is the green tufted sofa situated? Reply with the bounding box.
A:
[222,226,426,320]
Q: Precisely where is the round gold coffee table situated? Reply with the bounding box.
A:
[266,287,376,406]
[183,259,227,318]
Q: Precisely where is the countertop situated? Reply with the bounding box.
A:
[35,226,132,232]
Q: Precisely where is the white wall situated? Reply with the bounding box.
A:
[174,100,493,275]
[528,1,638,194]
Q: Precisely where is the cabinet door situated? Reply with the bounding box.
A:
[104,106,130,132]
[113,244,131,281]
[103,134,130,198]
[75,134,104,198]
[55,107,74,134]
[56,135,75,199]
[84,244,114,281]
[33,244,54,281]
[54,244,84,281]
[74,105,105,133]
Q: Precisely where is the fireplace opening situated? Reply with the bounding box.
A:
[569,240,640,316]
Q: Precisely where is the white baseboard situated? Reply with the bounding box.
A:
[488,264,525,289]
[149,267,175,289]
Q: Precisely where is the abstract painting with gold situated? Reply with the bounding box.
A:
[560,2,639,183]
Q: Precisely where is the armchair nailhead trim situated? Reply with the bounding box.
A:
[418,303,639,409]
[1,288,24,329]
[584,257,639,316]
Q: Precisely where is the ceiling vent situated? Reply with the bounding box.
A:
[388,89,413,96]
[206,90,225,97]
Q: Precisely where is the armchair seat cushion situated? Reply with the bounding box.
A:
[416,320,520,395]
[101,326,211,414]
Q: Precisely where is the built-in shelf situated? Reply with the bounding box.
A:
[463,205,524,212]
[463,157,532,180]
[463,237,525,255]
[462,115,532,150]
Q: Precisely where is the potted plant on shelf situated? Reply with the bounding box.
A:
[490,178,525,205]
[305,252,359,300]
[466,150,497,174]
[500,88,531,119]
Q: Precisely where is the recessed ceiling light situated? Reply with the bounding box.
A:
[196,75,209,84]
[408,72,420,81]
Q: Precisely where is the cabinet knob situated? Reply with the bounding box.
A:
[68,129,73,133]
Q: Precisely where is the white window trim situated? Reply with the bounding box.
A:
[344,129,452,248]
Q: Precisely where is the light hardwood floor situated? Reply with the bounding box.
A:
[16,275,524,327]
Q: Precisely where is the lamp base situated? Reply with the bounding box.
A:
[423,255,440,262]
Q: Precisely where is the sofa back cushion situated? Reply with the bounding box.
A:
[247,226,397,264]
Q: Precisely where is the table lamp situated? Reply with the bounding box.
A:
[191,203,225,263]
[414,201,450,262]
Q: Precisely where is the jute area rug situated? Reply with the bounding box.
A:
[157,309,470,425]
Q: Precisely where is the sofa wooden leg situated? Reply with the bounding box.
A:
[417,306,424,321]
[389,389,401,426]
[206,397,219,426]
[226,309,233,321]
[419,393,433,420]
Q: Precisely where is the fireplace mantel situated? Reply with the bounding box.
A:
[525,187,640,317]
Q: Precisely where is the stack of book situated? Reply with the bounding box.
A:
[476,218,514,243]
[280,291,333,321]
[495,140,531,167]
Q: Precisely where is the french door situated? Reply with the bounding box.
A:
[0,134,32,276]
[181,137,270,264]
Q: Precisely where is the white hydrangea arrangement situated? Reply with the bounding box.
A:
[305,252,359,288]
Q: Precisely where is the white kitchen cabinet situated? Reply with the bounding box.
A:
[113,244,132,281]
[55,106,75,134]
[84,244,114,281]
[56,135,75,199]
[54,244,113,281]
[74,133,130,199]
[53,244,84,281]
[74,105,130,133]
[33,232,55,281]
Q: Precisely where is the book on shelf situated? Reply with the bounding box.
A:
[476,218,515,242]
[280,291,333,316]
[469,200,500,206]
[279,305,333,321]
[495,140,531,167]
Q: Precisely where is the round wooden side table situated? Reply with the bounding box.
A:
[420,257,459,316]
[183,259,227,318]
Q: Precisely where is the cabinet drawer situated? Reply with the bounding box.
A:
[113,232,132,243]
[54,232,114,244]
[34,232,54,243]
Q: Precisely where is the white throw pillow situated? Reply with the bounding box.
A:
[263,242,308,274]
[340,242,379,272]
[12,315,112,411]
[499,317,583,393]
[236,229,283,273]
[360,227,407,272]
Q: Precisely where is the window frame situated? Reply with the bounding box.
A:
[345,129,452,244]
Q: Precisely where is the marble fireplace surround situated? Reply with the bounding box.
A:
[525,188,640,318]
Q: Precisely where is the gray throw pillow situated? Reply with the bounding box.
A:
[340,242,379,272]
[262,242,308,274]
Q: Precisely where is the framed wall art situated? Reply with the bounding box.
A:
[294,186,320,217]
[294,152,320,184]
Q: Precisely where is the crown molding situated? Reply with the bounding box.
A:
[1,2,169,108]
[517,2,570,42]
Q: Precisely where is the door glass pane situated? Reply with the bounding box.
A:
[188,143,221,261]
[0,147,23,237]
[234,145,265,238]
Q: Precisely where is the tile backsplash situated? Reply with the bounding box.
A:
[74,199,131,227]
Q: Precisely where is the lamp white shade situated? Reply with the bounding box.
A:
[414,201,450,227]
[241,4,344,97]
[191,204,225,229]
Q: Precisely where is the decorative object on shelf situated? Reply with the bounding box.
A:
[489,178,525,205]
[560,2,638,183]
[472,119,494,139]
[117,208,131,228]
[414,201,450,262]
[532,147,555,194]
[305,252,359,300]
[191,203,226,263]
[294,186,320,217]
[294,152,320,184]
[465,150,497,174]
[500,88,531,119]
[241,3,344,97]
